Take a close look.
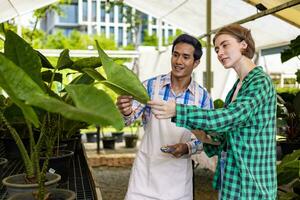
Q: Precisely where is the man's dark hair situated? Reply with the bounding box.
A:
[172,34,203,60]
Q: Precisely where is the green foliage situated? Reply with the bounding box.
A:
[277,88,300,96]
[213,99,224,109]
[0,30,150,191]
[85,41,150,104]
[277,150,300,199]
[281,35,300,63]
[143,31,158,46]
[167,29,182,45]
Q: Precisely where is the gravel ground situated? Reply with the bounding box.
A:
[93,166,218,200]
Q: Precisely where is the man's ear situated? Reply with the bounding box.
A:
[193,59,200,69]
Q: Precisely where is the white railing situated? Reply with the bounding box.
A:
[36,49,139,58]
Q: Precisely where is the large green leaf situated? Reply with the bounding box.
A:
[56,49,73,69]
[0,53,124,129]
[277,149,300,185]
[29,92,124,130]
[42,70,63,83]
[36,50,54,69]
[4,30,44,90]
[83,68,106,81]
[281,35,300,63]
[0,54,40,127]
[69,57,102,71]
[65,84,124,129]
[96,41,149,104]
[69,73,95,85]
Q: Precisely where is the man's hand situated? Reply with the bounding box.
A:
[116,95,133,116]
[191,130,220,145]
[163,143,188,158]
[147,100,176,119]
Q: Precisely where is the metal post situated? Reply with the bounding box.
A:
[206,0,212,93]
[96,125,100,154]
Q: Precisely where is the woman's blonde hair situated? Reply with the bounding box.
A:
[213,24,255,59]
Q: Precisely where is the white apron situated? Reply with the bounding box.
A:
[125,76,200,200]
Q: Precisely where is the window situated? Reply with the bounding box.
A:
[152,18,156,25]
[100,2,105,22]
[118,27,123,46]
[109,6,114,22]
[101,26,105,34]
[110,27,115,37]
[127,30,133,44]
[59,4,78,23]
[82,0,88,21]
[152,28,157,35]
[92,1,97,22]
[168,29,173,37]
[118,6,123,23]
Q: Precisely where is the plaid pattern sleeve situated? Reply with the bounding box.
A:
[186,88,213,155]
[173,67,277,199]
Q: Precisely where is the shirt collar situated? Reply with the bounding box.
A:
[161,72,196,95]
[242,66,263,83]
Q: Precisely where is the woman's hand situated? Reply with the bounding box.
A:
[147,100,176,119]
[192,130,220,145]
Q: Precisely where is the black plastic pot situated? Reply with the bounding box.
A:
[0,137,30,159]
[7,188,76,200]
[86,132,97,143]
[40,150,74,184]
[112,132,124,143]
[2,173,61,197]
[61,136,81,154]
[102,137,116,149]
[124,135,138,148]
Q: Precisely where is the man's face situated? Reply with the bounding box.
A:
[171,42,199,79]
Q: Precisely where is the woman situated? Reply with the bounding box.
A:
[148,24,277,200]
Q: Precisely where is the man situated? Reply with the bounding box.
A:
[116,34,213,200]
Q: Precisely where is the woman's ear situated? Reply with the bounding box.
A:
[241,40,248,51]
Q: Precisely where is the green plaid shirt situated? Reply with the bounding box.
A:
[172,66,277,200]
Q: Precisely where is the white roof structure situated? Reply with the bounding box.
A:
[124,0,300,49]
[0,0,58,24]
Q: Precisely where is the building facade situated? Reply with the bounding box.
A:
[41,0,176,47]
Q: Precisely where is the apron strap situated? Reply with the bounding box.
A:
[153,75,161,100]
[194,84,200,106]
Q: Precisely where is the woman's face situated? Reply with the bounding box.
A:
[214,34,247,69]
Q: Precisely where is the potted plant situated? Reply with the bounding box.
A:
[101,128,116,150]
[124,120,141,148]
[277,93,300,155]
[0,29,149,199]
[277,35,300,156]
[112,131,124,143]
[277,149,300,199]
